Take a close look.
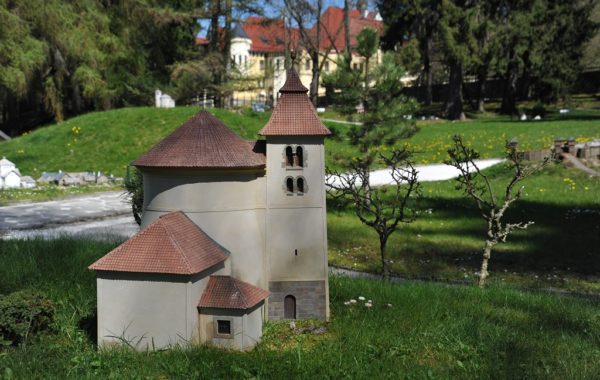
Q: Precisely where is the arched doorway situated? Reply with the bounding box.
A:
[284,295,296,319]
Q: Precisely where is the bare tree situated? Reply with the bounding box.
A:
[327,150,421,280]
[445,135,550,287]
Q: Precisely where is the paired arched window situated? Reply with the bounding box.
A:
[284,146,304,168]
[297,177,304,194]
[284,177,307,195]
[295,147,303,167]
[285,146,294,166]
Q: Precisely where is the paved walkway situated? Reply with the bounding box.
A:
[328,158,504,187]
[0,159,505,240]
[0,191,130,231]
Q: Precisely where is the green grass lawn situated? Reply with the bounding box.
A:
[1,106,598,179]
[1,238,599,379]
[328,163,600,293]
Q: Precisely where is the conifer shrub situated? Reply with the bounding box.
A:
[0,290,54,347]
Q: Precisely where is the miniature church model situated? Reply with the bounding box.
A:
[89,65,331,350]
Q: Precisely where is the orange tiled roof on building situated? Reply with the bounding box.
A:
[195,7,382,54]
[133,111,265,169]
[198,275,270,310]
[317,7,383,52]
[88,211,229,275]
[242,16,300,53]
[259,68,331,136]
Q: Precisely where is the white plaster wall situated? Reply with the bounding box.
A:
[265,136,328,282]
[265,136,329,318]
[242,305,264,348]
[266,136,327,208]
[231,37,251,75]
[3,172,20,189]
[141,170,267,289]
[97,266,227,350]
[198,305,264,350]
[97,274,188,349]
[267,208,326,281]
[0,163,15,177]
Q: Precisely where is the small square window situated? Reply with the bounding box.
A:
[217,319,231,335]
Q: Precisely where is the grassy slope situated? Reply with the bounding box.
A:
[0,238,599,379]
[1,107,599,178]
[329,163,600,292]
[0,107,272,179]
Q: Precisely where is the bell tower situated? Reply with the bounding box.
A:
[260,58,331,320]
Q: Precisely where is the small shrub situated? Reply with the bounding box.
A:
[0,289,54,347]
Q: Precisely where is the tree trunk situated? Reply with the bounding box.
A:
[344,0,351,63]
[380,237,389,281]
[501,52,519,115]
[445,60,464,120]
[310,50,319,106]
[209,0,220,53]
[478,240,495,287]
[477,68,487,112]
[309,0,322,107]
[422,38,432,106]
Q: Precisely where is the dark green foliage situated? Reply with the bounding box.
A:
[0,290,54,347]
[323,51,418,171]
[123,166,144,226]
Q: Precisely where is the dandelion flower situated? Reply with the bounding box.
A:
[358,296,365,301]
[350,299,357,304]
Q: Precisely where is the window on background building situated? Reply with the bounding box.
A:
[276,59,280,71]
[324,61,330,72]
[305,60,310,71]
[260,60,265,70]
[286,177,294,193]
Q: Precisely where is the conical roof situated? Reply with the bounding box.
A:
[198,275,270,310]
[133,111,265,169]
[88,211,229,275]
[232,23,250,39]
[259,68,331,136]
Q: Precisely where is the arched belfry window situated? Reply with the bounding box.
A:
[284,295,296,319]
[295,146,304,167]
[285,146,294,166]
[286,177,294,193]
[297,177,305,194]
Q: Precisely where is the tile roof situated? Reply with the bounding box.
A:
[317,7,383,52]
[279,68,308,93]
[198,276,270,310]
[259,69,331,136]
[132,111,266,169]
[242,17,300,53]
[89,211,229,275]
[232,23,250,39]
